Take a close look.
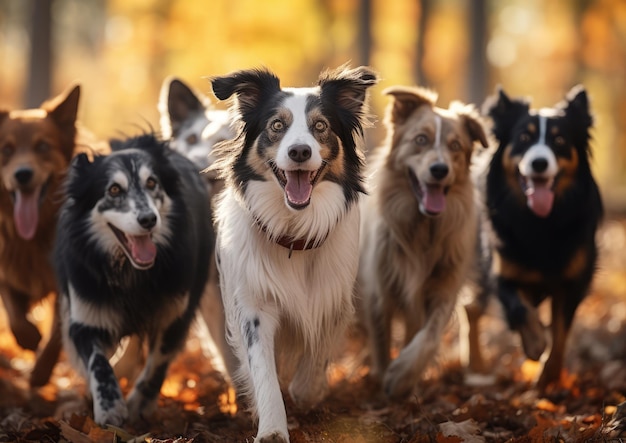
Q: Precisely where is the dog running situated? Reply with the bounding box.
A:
[359,86,488,399]
[0,84,88,386]
[210,65,377,442]
[54,133,213,426]
[477,85,603,390]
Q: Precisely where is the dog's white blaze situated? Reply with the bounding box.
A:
[434,115,444,161]
[276,93,323,171]
[519,114,558,178]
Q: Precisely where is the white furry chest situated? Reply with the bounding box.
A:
[216,185,359,325]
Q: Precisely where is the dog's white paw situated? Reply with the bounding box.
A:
[255,430,289,443]
[93,397,127,427]
[126,389,158,423]
[383,356,419,400]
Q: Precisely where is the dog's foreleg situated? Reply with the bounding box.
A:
[126,314,192,423]
[365,293,392,380]
[239,306,288,443]
[383,295,456,399]
[69,322,126,426]
[0,286,41,351]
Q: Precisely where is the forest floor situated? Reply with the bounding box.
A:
[1,219,626,442]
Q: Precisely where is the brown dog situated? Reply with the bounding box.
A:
[0,83,99,386]
[359,86,488,399]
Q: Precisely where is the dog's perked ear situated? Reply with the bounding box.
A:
[561,85,593,150]
[159,77,206,138]
[211,68,281,119]
[43,83,81,128]
[383,86,437,124]
[318,65,378,137]
[482,86,529,147]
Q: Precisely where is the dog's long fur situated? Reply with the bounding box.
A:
[359,86,488,399]
[210,66,377,442]
[55,134,212,426]
[0,84,85,386]
[478,86,603,389]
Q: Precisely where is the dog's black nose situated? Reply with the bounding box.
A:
[531,158,549,173]
[429,163,449,180]
[137,212,157,230]
[288,144,312,163]
[14,168,34,185]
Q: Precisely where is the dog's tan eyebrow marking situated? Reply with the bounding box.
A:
[551,126,560,135]
[527,123,537,133]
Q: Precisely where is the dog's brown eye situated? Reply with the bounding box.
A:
[415,134,429,146]
[108,184,122,197]
[450,141,462,151]
[36,142,50,153]
[146,177,157,190]
[555,136,566,146]
[270,120,284,132]
[520,133,531,143]
[314,121,327,132]
[185,134,198,145]
[0,144,13,157]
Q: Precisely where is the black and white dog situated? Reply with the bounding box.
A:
[55,133,213,426]
[210,66,377,442]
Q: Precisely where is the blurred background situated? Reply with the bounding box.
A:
[0,0,625,209]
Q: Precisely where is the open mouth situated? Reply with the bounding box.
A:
[407,168,449,217]
[269,160,327,210]
[519,173,555,218]
[10,178,51,240]
[108,223,157,270]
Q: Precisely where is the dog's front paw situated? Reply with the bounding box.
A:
[383,357,418,400]
[255,430,289,443]
[288,377,327,411]
[518,320,547,361]
[93,397,127,427]
[126,389,157,423]
[12,321,42,351]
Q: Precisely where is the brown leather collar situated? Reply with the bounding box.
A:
[255,219,325,258]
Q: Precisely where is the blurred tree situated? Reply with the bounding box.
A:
[26,0,52,107]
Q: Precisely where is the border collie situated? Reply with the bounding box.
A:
[478,85,603,389]
[209,66,377,442]
[358,86,488,399]
[54,133,213,426]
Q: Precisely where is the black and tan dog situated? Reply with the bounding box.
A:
[479,85,603,389]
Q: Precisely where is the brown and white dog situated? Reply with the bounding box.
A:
[359,86,488,399]
[0,84,90,386]
[210,66,377,442]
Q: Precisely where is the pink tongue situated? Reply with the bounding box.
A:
[285,170,313,206]
[128,235,157,265]
[526,187,554,218]
[14,190,40,240]
[423,185,446,214]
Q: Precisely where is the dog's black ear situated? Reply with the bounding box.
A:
[383,86,437,124]
[482,86,529,146]
[45,83,81,128]
[562,85,593,130]
[211,69,281,120]
[159,77,207,138]
[318,65,378,136]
